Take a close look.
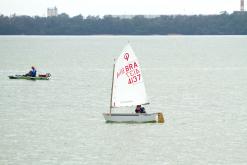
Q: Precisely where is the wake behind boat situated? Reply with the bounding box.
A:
[103,44,164,123]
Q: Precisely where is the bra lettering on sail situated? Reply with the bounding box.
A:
[125,62,138,72]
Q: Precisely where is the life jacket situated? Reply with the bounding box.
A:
[140,107,146,113]
[31,69,37,77]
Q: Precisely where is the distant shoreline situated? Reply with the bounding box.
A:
[1,12,247,35]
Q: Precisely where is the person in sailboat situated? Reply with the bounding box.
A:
[24,66,37,77]
[135,105,146,113]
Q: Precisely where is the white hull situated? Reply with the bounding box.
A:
[103,113,162,123]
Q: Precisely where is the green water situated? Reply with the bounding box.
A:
[0,36,247,165]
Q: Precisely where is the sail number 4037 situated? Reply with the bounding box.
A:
[128,74,141,84]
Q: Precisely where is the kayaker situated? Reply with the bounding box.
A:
[25,66,37,77]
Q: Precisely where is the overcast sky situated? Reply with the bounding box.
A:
[0,0,242,16]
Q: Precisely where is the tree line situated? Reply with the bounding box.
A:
[0,12,247,35]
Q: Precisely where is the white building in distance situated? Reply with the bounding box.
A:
[241,0,245,11]
[47,7,58,17]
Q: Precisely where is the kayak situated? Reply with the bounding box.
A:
[9,73,51,80]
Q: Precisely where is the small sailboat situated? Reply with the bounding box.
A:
[103,44,164,123]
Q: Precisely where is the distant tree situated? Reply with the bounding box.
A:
[0,13,247,35]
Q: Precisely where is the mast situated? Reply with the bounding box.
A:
[109,59,115,115]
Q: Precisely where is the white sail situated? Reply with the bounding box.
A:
[111,44,149,108]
